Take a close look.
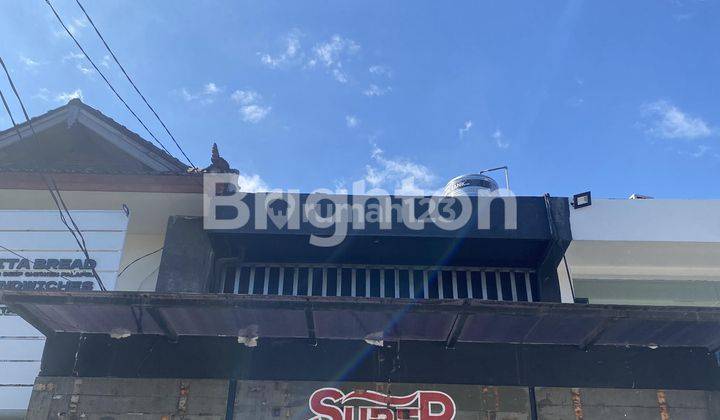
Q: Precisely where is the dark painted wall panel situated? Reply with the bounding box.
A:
[39,334,720,390]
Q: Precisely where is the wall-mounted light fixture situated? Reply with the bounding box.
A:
[572,191,592,209]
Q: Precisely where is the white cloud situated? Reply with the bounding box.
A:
[240,104,271,123]
[230,89,271,123]
[345,115,359,128]
[34,88,51,101]
[259,32,366,84]
[308,35,360,83]
[180,88,197,102]
[19,55,41,69]
[459,120,473,139]
[76,62,94,75]
[34,88,82,103]
[231,90,261,105]
[55,17,88,38]
[177,82,221,105]
[237,173,270,192]
[492,129,510,149]
[203,82,221,95]
[364,143,437,195]
[642,100,712,140]
[363,84,391,97]
[333,179,349,194]
[55,89,83,103]
[312,35,360,67]
[61,51,95,76]
[100,55,111,68]
[369,65,392,78]
[394,177,431,196]
[71,17,87,32]
[332,68,348,83]
[259,31,302,68]
[62,52,85,62]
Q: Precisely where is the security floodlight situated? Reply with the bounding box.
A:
[572,191,592,209]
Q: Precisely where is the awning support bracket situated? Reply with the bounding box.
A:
[146,307,178,342]
[705,336,720,354]
[445,312,469,349]
[305,308,317,346]
[8,303,55,338]
[579,317,614,351]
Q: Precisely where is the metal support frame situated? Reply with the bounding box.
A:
[579,318,615,351]
[445,313,470,349]
[6,291,720,353]
[220,262,536,303]
[305,308,317,345]
[146,307,178,342]
[7,303,55,337]
[225,378,237,420]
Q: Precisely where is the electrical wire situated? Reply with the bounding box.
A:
[0,243,74,283]
[44,0,178,162]
[0,89,103,289]
[73,0,196,169]
[117,247,164,278]
[563,255,577,301]
[0,57,106,291]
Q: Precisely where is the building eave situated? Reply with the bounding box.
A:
[0,99,191,173]
[0,170,203,193]
[3,291,720,351]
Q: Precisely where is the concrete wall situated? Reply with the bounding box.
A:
[25,377,720,420]
[115,233,165,292]
[27,378,531,420]
[536,387,720,419]
[0,189,203,292]
[231,381,529,419]
[567,199,720,306]
[574,278,720,307]
[27,378,228,420]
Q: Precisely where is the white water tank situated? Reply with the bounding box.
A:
[442,174,499,196]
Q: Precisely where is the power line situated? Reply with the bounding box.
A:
[44,0,179,164]
[117,247,164,279]
[0,243,74,283]
[0,57,107,291]
[0,337,45,340]
[73,0,197,169]
[0,82,104,290]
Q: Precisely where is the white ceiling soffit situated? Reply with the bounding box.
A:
[566,240,720,281]
[568,199,720,281]
[570,199,720,243]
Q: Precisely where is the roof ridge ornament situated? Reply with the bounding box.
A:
[66,98,81,128]
[201,142,238,174]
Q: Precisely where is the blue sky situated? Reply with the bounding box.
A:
[1,0,719,198]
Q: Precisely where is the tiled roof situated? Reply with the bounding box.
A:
[0,98,192,174]
[0,167,201,176]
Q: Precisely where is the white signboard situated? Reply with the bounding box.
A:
[0,210,128,411]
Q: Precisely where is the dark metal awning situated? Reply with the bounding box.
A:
[3,291,720,351]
